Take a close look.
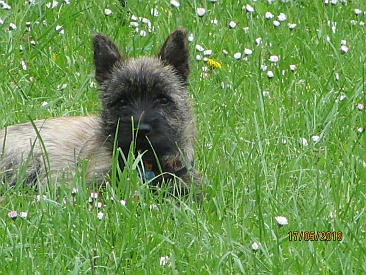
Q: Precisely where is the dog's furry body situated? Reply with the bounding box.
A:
[0,29,198,193]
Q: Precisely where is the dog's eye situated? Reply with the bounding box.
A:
[120,98,128,106]
[158,97,170,105]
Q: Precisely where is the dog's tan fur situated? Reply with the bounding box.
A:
[0,116,110,185]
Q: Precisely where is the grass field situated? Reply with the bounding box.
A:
[1,0,366,274]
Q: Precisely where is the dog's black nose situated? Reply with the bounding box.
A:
[137,123,152,135]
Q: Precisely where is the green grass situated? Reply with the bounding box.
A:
[1,0,366,274]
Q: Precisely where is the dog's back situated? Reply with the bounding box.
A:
[0,116,108,186]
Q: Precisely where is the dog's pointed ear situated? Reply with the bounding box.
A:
[92,34,123,84]
[157,28,190,82]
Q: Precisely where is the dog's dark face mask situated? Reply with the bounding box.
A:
[92,29,193,170]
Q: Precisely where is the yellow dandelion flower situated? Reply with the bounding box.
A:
[207,58,222,69]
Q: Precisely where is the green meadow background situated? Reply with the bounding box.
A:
[1,0,366,274]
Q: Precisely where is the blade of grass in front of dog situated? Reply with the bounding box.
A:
[28,117,52,189]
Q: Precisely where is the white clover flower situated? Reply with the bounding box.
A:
[260,65,268,71]
[203,49,212,56]
[97,212,104,220]
[139,30,147,37]
[90,192,99,199]
[331,0,337,4]
[340,39,347,45]
[200,72,208,78]
[188,33,194,42]
[57,83,68,90]
[354,9,362,15]
[262,91,270,97]
[277,13,287,21]
[196,8,206,17]
[251,242,260,251]
[335,73,340,81]
[357,127,363,133]
[195,44,204,52]
[2,3,11,9]
[329,210,336,218]
[159,256,171,266]
[130,22,138,28]
[141,17,151,27]
[46,0,58,9]
[269,55,279,63]
[196,55,202,61]
[9,23,17,30]
[282,139,287,145]
[20,212,28,218]
[311,135,320,142]
[150,8,158,17]
[273,20,280,27]
[266,70,274,78]
[288,23,296,30]
[120,200,126,206]
[202,66,209,72]
[210,19,218,25]
[104,9,112,16]
[233,52,242,59]
[19,45,24,51]
[357,103,364,111]
[63,0,70,4]
[245,4,254,13]
[229,20,237,29]
[255,37,262,45]
[21,60,27,70]
[340,45,349,54]
[300,137,308,146]
[244,48,253,55]
[289,64,296,71]
[36,194,47,202]
[338,94,346,101]
[8,211,18,220]
[89,81,97,88]
[265,12,274,19]
[222,49,228,55]
[55,25,62,31]
[131,15,138,21]
[170,0,180,7]
[275,216,288,226]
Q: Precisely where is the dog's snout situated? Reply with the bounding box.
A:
[137,123,152,135]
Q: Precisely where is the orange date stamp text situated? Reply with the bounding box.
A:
[288,231,342,241]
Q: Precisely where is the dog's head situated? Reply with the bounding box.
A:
[92,29,195,167]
